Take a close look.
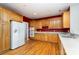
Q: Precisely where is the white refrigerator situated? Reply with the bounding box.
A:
[11,21,28,49]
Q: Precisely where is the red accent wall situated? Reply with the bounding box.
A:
[23,16,30,22]
[33,15,62,20]
[23,15,62,21]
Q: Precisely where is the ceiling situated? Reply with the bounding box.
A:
[0,3,70,19]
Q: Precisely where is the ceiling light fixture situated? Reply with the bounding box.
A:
[33,13,37,15]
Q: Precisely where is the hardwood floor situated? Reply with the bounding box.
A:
[2,39,59,55]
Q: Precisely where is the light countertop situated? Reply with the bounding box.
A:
[59,33,79,55]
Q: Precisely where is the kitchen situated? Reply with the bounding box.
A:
[0,3,79,55]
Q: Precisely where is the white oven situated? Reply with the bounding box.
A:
[30,27,35,37]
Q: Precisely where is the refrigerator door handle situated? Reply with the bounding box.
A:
[14,29,17,33]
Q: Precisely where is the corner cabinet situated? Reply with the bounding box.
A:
[58,37,66,55]
[63,11,70,28]
[0,7,23,54]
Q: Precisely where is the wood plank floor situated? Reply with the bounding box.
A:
[3,39,59,55]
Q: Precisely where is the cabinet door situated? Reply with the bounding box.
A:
[2,10,10,50]
[47,34,58,43]
[0,8,4,53]
[34,33,45,41]
[0,18,3,53]
[37,20,42,29]
[41,20,46,26]
[40,33,45,41]
[34,33,42,41]
[3,8,23,22]
[63,11,70,28]
[2,20,10,50]
[58,39,66,55]
[34,33,38,40]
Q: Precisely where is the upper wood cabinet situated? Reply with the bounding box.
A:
[37,20,42,29]
[30,20,37,30]
[30,20,35,27]
[30,20,42,29]
[30,17,62,30]
[49,17,62,29]
[41,19,49,26]
[1,7,23,22]
[63,11,70,28]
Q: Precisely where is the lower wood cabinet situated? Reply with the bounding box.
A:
[32,33,58,43]
[47,34,58,43]
[31,33,66,55]
[58,37,66,55]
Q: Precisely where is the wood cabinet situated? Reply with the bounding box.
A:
[1,7,23,22]
[2,20,10,51]
[34,33,45,41]
[30,21,36,29]
[0,7,3,53]
[47,34,58,43]
[49,17,62,29]
[30,33,66,55]
[30,20,42,30]
[37,20,42,29]
[30,17,62,30]
[58,37,66,55]
[31,33,66,54]
[32,33,58,43]
[0,7,23,54]
[41,19,49,26]
[0,7,10,54]
[63,11,70,28]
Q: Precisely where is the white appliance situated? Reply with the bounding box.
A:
[24,22,29,41]
[30,27,35,37]
[11,21,28,49]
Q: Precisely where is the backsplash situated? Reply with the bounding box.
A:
[36,28,70,32]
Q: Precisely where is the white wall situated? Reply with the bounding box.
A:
[70,4,79,34]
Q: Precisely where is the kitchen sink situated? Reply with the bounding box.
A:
[60,33,79,39]
[61,36,77,39]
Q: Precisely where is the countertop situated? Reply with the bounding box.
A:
[59,33,79,55]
